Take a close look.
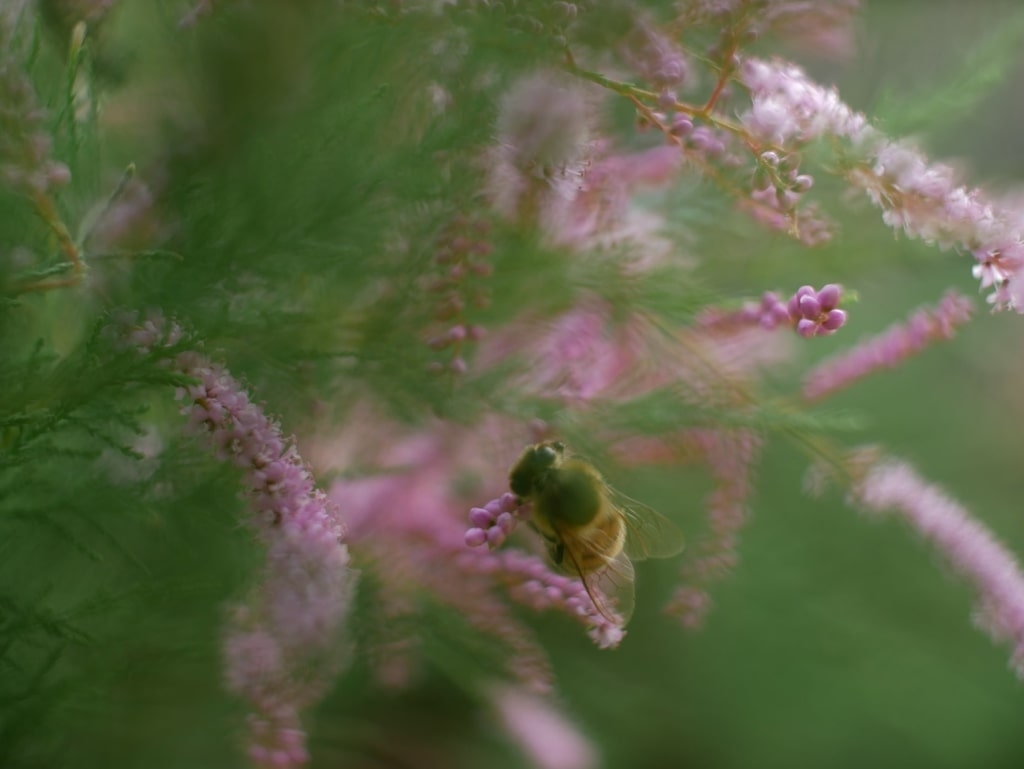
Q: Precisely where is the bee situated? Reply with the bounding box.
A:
[509,440,685,622]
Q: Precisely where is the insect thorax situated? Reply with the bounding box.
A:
[538,462,602,526]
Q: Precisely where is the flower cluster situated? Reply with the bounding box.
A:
[460,544,626,650]
[851,457,1024,677]
[465,492,531,549]
[697,284,846,337]
[120,316,355,769]
[740,57,1024,312]
[462,492,626,648]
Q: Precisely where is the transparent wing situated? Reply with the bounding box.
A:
[589,549,635,624]
[561,541,636,625]
[609,486,685,562]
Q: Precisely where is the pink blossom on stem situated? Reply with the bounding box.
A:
[120,315,355,769]
[851,458,1024,677]
[788,283,847,337]
[803,291,973,401]
[742,57,1024,312]
[697,291,790,332]
[740,57,872,146]
[459,547,626,649]
[740,191,835,245]
[697,284,845,337]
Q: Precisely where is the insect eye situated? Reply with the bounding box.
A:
[537,445,557,462]
[552,441,565,453]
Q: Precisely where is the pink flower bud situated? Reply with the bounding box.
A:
[822,308,847,331]
[817,284,841,310]
[792,174,814,193]
[465,527,488,547]
[798,294,822,319]
[469,507,494,527]
[486,526,505,547]
[670,115,693,137]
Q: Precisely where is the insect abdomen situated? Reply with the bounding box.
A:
[573,507,626,574]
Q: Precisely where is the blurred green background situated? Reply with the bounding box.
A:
[5,1,1024,767]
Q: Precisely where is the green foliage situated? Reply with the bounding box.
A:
[876,7,1024,140]
[3,2,1024,768]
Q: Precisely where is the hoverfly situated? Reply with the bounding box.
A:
[509,440,685,622]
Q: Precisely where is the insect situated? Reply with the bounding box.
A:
[508,440,685,623]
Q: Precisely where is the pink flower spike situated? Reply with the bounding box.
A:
[852,458,1024,678]
[114,314,355,769]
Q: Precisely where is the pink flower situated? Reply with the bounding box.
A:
[852,458,1024,676]
[697,284,845,336]
[118,315,355,768]
[787,283,847,338]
